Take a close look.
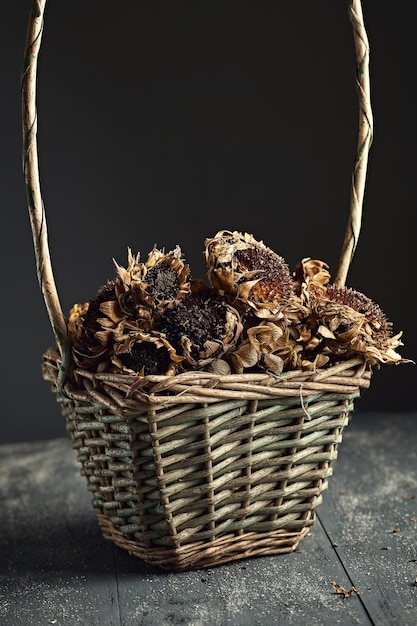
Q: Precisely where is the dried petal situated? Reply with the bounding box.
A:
[293,257,331,297]
[205,358,232,375]
[67,280,117,367]
[230,343,260,373]
[263,352,285,375]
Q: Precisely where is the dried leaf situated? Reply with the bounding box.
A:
[331,581,360,599]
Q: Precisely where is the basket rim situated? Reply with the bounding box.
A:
[43,347,371,414]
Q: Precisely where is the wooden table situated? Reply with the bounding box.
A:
[1,412,416,625]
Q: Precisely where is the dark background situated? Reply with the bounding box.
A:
[1,1,416,444]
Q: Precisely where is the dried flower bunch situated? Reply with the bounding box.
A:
[67,229,409,378]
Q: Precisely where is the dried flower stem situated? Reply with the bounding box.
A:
[22,0,68,356]
[335,0,373,288]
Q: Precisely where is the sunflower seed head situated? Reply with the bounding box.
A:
[154,285,242,369]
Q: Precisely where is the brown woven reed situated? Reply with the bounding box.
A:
[23,1,374,570]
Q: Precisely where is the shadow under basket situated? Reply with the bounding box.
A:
[43,349,372,571]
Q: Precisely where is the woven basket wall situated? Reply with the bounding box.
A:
[23,1,383,571]
[42,350,371,570]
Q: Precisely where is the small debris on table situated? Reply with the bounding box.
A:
[331,581,360,599]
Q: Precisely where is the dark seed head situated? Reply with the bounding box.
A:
[118,342,172,375]
[156,294,231,360]
[144,262,181,303]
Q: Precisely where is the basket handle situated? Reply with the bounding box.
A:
[335,0,373,287]
[22,0,68,358]
[22,0,372,358]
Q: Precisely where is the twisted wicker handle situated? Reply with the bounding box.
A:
[22,0,372,357]
[335,0,373,287]
[22,0,68,358]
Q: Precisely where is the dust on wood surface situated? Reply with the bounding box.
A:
[0,412,416,625]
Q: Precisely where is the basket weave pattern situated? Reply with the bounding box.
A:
[44,351,370,570]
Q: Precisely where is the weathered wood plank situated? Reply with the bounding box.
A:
[318,411,417,626]
[0,439,121,626]
[111,521,371,625]
[0,438,369,625]
[1,413,415,625]
[0,437,371,625]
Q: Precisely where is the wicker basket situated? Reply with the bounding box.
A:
[23,1,376,571]
[42,351,371,570]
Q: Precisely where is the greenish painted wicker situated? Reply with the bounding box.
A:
[43,350,371,570]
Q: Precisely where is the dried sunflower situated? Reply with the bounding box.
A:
[66,236,411,378]
[308,284,408,365]
[204,230,293,319]
[67,246,191,370]
[111,329,183,376]
[154,279,243,370]
[67,280,117,368]
[113,245,190,315]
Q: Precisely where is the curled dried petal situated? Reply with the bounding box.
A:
[230,343,260,373]
[112,330,183,375]
[293,258,331,298]
[263,352,285,375]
